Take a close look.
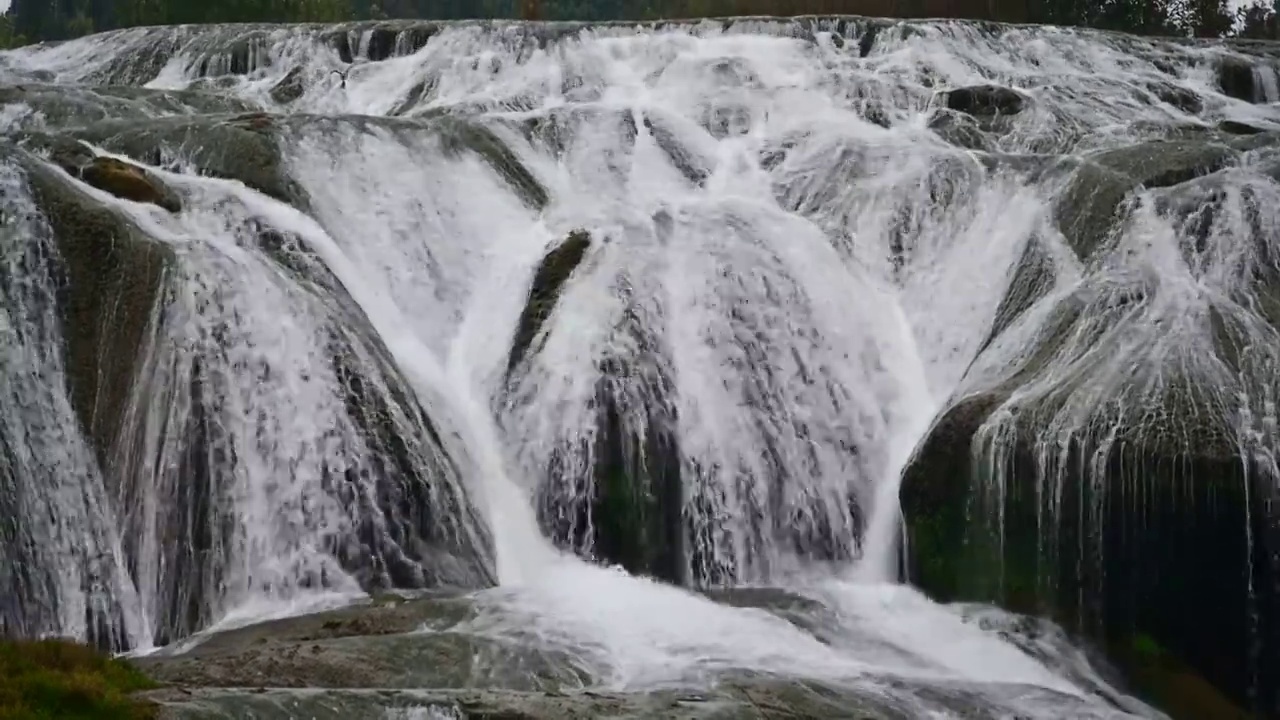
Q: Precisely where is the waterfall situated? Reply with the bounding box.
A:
[2,15,1278,719]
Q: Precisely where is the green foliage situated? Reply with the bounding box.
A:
[0,14,27,48]
[1239,0,1280,38]
[0,0,1261,53]
[0,638,158,720]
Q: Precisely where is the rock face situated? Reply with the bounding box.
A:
[900,135,1278,719]
[3,115,500,649]
[505,230,685,584]
[1052,140,1238,260]
[21,153,175,469]
[1216,56,1280,104]
[23,113,303,205]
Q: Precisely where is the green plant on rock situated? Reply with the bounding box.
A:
[0,639,158,720]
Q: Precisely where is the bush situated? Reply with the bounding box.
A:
[0,639,158,720]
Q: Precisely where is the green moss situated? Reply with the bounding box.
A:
[1130,633,1162,661]
[1116,633,1252,720]
[0,639,157,720]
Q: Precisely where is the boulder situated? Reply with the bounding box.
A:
[1052,140,1237,260]
[268,66,306,105]
[900,261,1278,720]
[1146,82,1202,115]
[1218,119,1270,136]
[506,230,593,378]
[943,85,1027,117]
[78,156,181,212]
[22,113,303,206]
[1216,56,1277,103]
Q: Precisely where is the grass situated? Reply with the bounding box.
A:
[0,638,158,720]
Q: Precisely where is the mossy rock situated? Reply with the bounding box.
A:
[1053,140,1237,260]
[21,113,301,206]
[0,638,158,719]
[79,157,181,212]
[20,135,181,212]
[132,594,586,692]
[902,300,1274,720]
[20,154,174,468]
[0,84,253,131]
[901,390,1273,717]
[1116,634,1253,720]
[436,118,548,210]
[505,230,592,378]
[585,353,684,583]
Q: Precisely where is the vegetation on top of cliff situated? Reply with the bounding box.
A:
[2,0,1279,50]
[0,638,157,720]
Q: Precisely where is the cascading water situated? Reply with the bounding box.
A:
[2,14,1278,719]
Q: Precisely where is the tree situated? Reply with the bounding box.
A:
[0,13,28,47]
[1238,0,1279,38]
[1181,0,1234,37]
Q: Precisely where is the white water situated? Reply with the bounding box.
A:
[8,15,1280,717]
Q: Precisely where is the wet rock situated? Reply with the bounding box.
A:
[367,27,402,63]
[1217,57,1264,103]
[77,156,181,212]
[943,85,1027,117]
[1218,119,1269,136]
[18,153,174,468]
[268,67,306,105]
[132,593,580,692]
[437,117,549,210]
[1115,635,1253,720]
[129,591,1143,719]
[928,109,992,152]
[567,350,684,584]
[1146,82,1202,115]
[507,245,688,584]
[643,112,711,186]
[328,331,497,593]
[190,33,273,77]
[506,230,593,377]
[900,273,1277,720]
[1053,140,1237,260]
[29,114,302,205]
[0,84,253,130]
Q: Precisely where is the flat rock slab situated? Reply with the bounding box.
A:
[141,683,911,719]
[133,594,588,692]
